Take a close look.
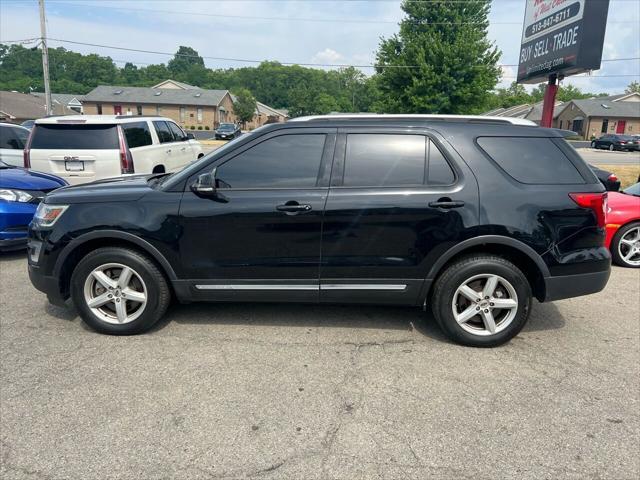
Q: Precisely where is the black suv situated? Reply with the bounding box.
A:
[28,115,611,347]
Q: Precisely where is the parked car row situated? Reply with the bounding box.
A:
[1,116,206,250]
[591,134,640,151]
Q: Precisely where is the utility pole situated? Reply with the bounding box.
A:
[39,0,52,116]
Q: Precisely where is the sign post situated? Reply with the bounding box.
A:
[517,0,610,127]
[540,74,558,128]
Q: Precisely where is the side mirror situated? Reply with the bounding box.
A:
[186,133,195,140]
[191,167,217,196]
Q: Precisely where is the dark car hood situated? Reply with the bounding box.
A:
[0,166,67,190]
[44,174,157,204]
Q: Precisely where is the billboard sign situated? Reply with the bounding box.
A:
[517,0,610,84]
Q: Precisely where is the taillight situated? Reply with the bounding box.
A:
[607,173,618,183]
[569,192,607,228]
[23,126,34,168]
[117,125,134,174]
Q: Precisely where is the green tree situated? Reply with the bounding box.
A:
[374,0,501,114]
[625,81,640,94]
[232,88,257,126]
[168,46,204,75]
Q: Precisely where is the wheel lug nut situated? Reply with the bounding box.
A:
[490,302,494,306]
[484,309,489,313]
[108,294,112,298]
[476,307,480,311]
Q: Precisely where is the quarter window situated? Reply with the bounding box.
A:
[153,121,174,144]
[123,121,153,148]
[216,134,326,188]
[477,137,584,185]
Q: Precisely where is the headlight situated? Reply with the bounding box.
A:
[0,189,33,203]
[33,203,69,227]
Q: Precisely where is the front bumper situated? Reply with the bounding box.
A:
[0,236,28,251]
[543,268,611,302]
[28,263,67,306]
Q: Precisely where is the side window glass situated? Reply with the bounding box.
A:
[0,127,20,150]
[427,140,455,185]
[12,127,29,149]
[343,134,426,187]
[153,121,174,144]
[216,134,326,188]
[167,122,186,141]
[123,122,153,148]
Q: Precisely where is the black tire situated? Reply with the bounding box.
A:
[611,222,640,268]
[70,247,171,335]
[431,255,532,347]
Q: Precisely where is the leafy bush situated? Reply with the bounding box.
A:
[204,125,210,130]
[197,126,203,130]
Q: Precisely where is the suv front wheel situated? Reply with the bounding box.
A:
[70,247,171,334]
[431,255,532,347]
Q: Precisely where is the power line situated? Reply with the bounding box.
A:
[10,0,639,26]
[3,37,638,72]
[43,38,640,73]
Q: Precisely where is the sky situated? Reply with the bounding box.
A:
[1,0,639,94]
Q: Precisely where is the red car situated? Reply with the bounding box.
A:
[605,182,640,268]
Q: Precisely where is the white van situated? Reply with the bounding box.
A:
[25,116,204,185]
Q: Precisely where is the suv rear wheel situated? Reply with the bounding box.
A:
[70,247,170,334]
[431,255,532,347]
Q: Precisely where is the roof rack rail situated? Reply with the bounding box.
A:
[289,114,537,126]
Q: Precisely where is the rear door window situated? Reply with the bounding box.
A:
[30,124,118,149]
[476,137,584,184]
[153,121,174,144]
[427,140,455,185]
[343,134,426,187]
[122,121,153,148]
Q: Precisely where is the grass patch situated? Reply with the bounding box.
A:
[593,164,640,189]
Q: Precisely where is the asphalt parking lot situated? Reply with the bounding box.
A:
[1,252,638,480]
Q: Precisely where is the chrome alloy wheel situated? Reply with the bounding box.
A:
[619,226,640,267]
[451,274,519,336]
[83,263,147,324]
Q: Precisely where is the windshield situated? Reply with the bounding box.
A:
[618,135,635,141]
[217,124,235,131]
[623,183,640,196]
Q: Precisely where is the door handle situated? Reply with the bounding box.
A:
[429,199,465,209]
[166,149,172,154]
[276,203,312,213]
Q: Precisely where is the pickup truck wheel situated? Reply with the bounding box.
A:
[431,255,532,347]
[70,247,170,334]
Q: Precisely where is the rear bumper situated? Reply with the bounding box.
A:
[543,268,611,302]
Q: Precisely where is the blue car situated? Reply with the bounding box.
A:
[0,160,67,251]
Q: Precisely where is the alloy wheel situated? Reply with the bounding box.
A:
[618,227,640,267]
[451,274,519,336]
[83,263,148,324]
